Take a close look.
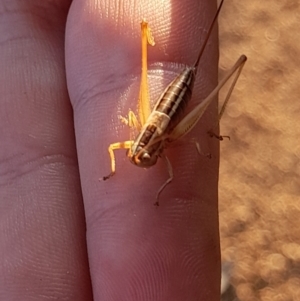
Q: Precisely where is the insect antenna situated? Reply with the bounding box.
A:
[193,0,225,73]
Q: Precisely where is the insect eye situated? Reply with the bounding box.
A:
[142,153,151,162]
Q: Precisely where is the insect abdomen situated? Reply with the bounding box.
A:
[154,67,196,130]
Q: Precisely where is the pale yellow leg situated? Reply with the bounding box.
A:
[102,140,134,180]
[138,19,155,126]
[128,110,140,129]
[119,110,141,142]
[120,110,141,129]
[103,21,155,181]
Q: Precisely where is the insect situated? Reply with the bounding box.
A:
[102,0,247,204]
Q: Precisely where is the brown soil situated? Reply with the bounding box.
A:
[219,1,300,300]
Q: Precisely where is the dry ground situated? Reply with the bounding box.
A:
[218,1,300,300]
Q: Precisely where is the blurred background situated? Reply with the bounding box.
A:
[218,0,300,300]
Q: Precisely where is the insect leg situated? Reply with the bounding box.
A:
[208,132,230,141]
[189,138,212,158]
[155,155,174,205]
[168,55,247,143]
[126,110,141,141]
[167,137,211,158]
[208,54,247,139]
[119,110,141,130]
[138,19,155,126]
[102,140,134,180]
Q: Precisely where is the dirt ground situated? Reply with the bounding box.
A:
[218,0,300,300]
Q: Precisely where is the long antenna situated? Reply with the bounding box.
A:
[194,0,225,72]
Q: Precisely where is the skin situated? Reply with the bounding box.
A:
[0,0,220,300]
